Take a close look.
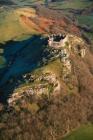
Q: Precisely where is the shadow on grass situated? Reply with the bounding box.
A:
[0,34,48,103]
[0,0,15,5]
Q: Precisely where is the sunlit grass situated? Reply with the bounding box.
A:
[0,8,38,43]
[62,124,93,140]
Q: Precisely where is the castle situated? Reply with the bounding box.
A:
[48,33,86,58]
[48,33,86,80]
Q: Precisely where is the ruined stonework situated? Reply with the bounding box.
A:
[48,33,86,79]
[8,72,60,106]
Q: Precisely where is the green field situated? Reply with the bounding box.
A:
[0,9,30,43]
[77,15,93,29]
[49,0,93,38]
[62,124,93,140]
[13,0,43,6]
[77,15,93,40]
[50,0,92,10]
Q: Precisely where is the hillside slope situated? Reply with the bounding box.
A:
[0,1,93,140]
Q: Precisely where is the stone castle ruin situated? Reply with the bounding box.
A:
[48,33,86,80]
[48,34,70,49]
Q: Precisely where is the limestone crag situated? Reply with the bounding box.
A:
[8,72,60,106]
[48,33,86,79]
